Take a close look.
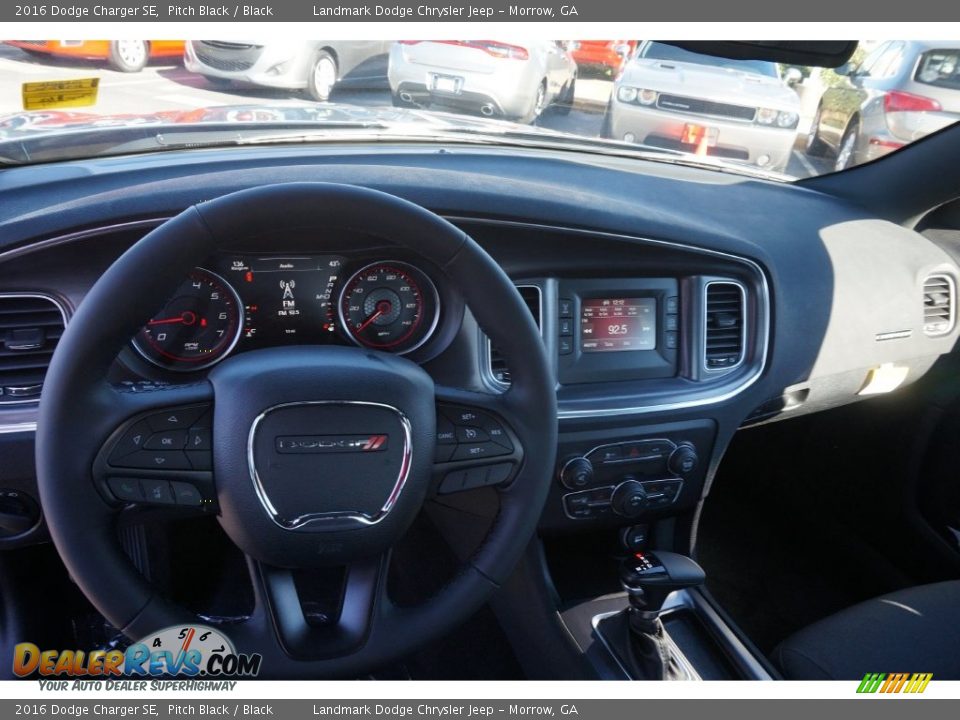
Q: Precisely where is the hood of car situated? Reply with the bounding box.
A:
[620,60,800,111]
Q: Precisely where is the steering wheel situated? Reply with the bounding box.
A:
[36,183,556,677]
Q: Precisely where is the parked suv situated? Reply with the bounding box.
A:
[807,40,960,170]
[605,41,801,172]
[184,40,390,101]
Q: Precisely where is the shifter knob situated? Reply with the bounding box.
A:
[619,550,706,614]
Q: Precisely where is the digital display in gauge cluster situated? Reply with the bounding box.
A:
[214,255,344,348]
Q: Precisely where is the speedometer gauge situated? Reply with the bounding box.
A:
[132,268,243,371]
[339,261,440,354]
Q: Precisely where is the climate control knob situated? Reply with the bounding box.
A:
[611,479,648,518]
[668,443,699,476]
[559,456,594,490]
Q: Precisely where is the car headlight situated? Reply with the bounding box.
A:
[617,86,638,103]
[756,107,778,125]
[776,111,799,129]
[637,89,658,106]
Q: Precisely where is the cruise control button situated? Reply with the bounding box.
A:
[456,426,489,443]
[146,407,207,432]
[436,416,457,445]
[171,481,203,506]
[434,445,456,463]
[186,451,212,471]
[144,430,187,451]
[477,415,513,450]
[140,479,174,505]
[108,478,143,502]
[186,428,211,451]
[444,406,481,425]
[108,421,152,464]
[116,450,191,470]
[451,442,509,461]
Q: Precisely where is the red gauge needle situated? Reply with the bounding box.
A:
[356,301,392,332]
[148,311,198,327]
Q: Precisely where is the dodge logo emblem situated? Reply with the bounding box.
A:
[275,434,389,454]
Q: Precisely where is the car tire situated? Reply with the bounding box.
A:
[108,40,149,73]
[307,51,338,102]
[805,105,829,158]
[834,122,859,172]
[600,101,614,139]
[555,77,576,116]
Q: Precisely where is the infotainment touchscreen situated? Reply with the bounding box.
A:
[580,298,657,352]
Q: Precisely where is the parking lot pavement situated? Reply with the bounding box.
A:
[0,44,827,179]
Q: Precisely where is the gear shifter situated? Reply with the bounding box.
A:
[615,550,706,680]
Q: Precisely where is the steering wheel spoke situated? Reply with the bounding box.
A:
[92,382,217,514]
[243,553,392,663]
[432,386,524,495]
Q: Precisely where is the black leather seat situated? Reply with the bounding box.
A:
[775,581,960,680]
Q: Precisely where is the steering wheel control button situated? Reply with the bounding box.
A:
[140,479,175,505]
[170,481,203,506]
[107,420,152,463]
[438,462,515,494]
[434,444,456,463]
[456,425,489,443]
[116,450,191,470]
[146,406,207,431]
[186,451,212,471]
[187,427,211,451]
[436,416,456,444]
[144,430,188,450]
[452,441,509,462]
[108,478,143,503]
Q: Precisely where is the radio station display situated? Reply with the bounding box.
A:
[215,255,344,347]
[580,297,657,352]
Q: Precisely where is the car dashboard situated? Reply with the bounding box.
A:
[0,142,958,548]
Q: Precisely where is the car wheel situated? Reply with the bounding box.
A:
[555,77,576,116]
[108,40,149,73]
[307,51,338,102]
[521,81,548,124]
[805,105,829,157]
[835,123,859,172]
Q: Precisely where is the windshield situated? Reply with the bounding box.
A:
[0,39,958,181]
[637,42,779,78]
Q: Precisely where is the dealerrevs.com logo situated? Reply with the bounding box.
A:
[13,625,262,681]
[857,673,933,694]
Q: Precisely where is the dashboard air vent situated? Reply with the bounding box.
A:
[489,285,541,385]
[0,294,67,404]
[923,274,955,337]
[704,281,745,370]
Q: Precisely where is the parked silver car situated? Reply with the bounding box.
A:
[184,41,390,101]
[807,41,960,171]
[388,40,577,123]
[605,41,801,172]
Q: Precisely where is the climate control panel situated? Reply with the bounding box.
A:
[548,421,715,526]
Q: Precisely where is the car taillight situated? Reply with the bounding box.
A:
[425,40,529,60]
[884,90,942,113]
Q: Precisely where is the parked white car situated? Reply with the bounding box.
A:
[606,41,802,172]
[389,40,578,123]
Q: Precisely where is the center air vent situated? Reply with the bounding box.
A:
[489,285,542,385]
[704,281,745,371]
[923,274,955,337]
[0,294,68,404]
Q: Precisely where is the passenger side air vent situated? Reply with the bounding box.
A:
[923,274,955,337]
[0,294,67,404]
[704,281,745,370]
[489,285,542,385]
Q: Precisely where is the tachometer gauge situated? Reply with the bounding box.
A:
[339,261,440,354]
[132,268,243,371]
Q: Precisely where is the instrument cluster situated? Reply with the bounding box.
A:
[131,254,442,373]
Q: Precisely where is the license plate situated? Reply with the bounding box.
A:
[430,74,462,94]
[682,124,719,147]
